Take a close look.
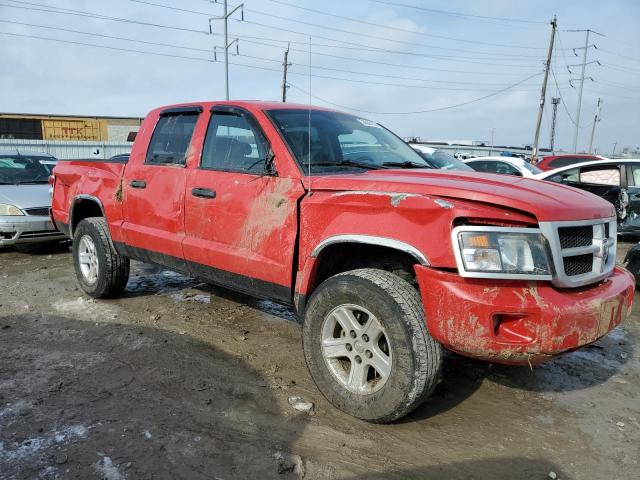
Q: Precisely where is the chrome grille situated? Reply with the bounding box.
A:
[558,226,592,249]
[564,253,594,276]
[539,218,616,288]
[24,207,50,216]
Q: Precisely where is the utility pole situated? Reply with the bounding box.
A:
[588,97,602,154]
[566,28,604,152]
[531,16,557,164]
[490,127,495,155]
[612,141,618,156]
[282,43,291,102]
[550,97,560,153]
[210,0,244,100]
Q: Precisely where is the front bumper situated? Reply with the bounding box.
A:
[0,215,67,246]
[416,265,635,364]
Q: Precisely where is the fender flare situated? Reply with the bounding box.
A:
[310,234,429,266]
[69,194,106,237]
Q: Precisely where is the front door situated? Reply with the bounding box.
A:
[122,108,201,267]
[183,107,305,302]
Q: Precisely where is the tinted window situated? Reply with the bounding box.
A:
[546,167,579,183]
[201,112,268,173]
[145,114,198,165]
[468,160,519,175]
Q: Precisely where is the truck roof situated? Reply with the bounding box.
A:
[151,100,338,115]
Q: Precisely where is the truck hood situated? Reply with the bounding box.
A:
[309,169,615,222]
[0,184,52,210]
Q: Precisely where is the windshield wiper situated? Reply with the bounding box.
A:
[382,161,431,169]
[16,180,49,184]
[312,160,381,170]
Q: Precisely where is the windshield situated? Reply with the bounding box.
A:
[521,161,543,174]
[413,149,472,171]
[267,109,431,174]
[0,156,52,184]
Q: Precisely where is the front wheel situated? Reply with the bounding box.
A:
[72,217,130,298]
[302,268,442,423]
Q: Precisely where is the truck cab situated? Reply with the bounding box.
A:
[51,101,635,422]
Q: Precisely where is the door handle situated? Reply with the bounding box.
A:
[129,180,147,189]
[191,187,216,199]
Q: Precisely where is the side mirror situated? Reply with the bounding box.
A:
[264,148,277,176]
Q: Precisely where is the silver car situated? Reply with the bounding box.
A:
[0,151,66,247]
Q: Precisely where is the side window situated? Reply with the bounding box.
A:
[201,112,268,173]
[494,162,519,175]
[578,166,620,186]
[547,167,579,183]
[146,114,199,165]
[630,165,640,186]
[467,161,496,173]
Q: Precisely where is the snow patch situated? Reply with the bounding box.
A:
[94,456,125,480]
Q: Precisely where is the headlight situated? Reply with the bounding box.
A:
[452,226,552,279]
[0,204,24,216]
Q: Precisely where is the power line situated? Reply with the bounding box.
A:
[0,30,213,61]
[365,0,547,25]
[287,71,542,115]
[262,0,547,48]
[131,0,548,59]
[0,27,538,93]
[0,19,540,88]
[0,19,212,52]
[0,1,208,34]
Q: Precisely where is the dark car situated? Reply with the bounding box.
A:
[538,159,640,235]
[537,154,606,171]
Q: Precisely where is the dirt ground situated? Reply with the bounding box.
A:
[1,241,639,480]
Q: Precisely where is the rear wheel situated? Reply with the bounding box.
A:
[302,268,442,423]
[72,217,129,298]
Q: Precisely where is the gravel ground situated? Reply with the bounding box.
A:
[0,241,638,480]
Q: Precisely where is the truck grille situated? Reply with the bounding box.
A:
[563,253,594,277]
[24,207,50,216]
[540,218,616,288]
[558,226,593,249]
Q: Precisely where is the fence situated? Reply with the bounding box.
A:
[0,139,133,160]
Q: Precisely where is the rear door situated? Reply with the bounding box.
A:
[182,106,305,302]
[122,107,201,267]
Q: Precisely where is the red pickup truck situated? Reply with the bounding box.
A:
[51,101,634,422]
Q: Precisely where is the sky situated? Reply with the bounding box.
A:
[0,0,638,154]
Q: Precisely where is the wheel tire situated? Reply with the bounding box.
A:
[72,217,130,298]
[302,268,442,423]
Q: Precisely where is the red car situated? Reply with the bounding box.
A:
[50,101,634,422]
[537,154,606,171]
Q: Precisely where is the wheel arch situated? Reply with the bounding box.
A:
[296,235,429,312]
[69,195,106,237]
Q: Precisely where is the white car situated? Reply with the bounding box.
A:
[463,156,543,178]
[408,144,473,171]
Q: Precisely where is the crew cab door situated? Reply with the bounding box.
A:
[122,107,201,266]
[183,106,305,302]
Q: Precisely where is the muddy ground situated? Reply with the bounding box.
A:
[1,241,639,480]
